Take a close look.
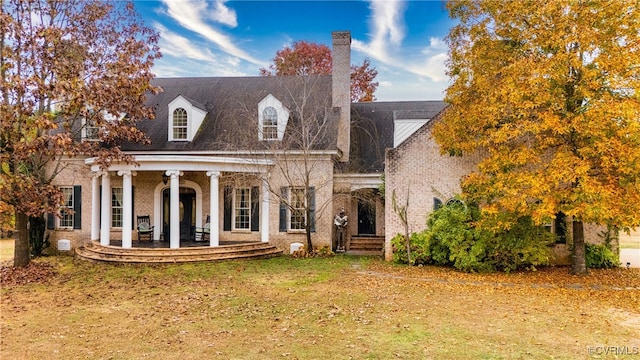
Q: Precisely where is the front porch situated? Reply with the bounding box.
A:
[85,155,274,250]
[75,240,282,263]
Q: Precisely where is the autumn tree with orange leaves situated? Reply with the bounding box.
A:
[0,0,160,266]
[260,40,379,102]
[434,0,640,274]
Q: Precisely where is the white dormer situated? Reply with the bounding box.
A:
[168,95,207,142]
[82,110,125,141]
[258,94,289,141]
[393,110,430,148]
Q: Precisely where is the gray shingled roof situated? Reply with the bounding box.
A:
[343,101,447,173]
[122,76,447,175]
[122,75,337,152]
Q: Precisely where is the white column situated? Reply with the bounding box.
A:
[100,172,111,246]
[90,172,101,241]
[167,170,181,249]
[118,170,133,248]
[261,176,270,243]
[206,171,220,247]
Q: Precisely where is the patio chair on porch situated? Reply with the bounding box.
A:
[194,215,210,242]
[137,215,155,241]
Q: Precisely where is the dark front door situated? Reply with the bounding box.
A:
[179,192,195,240]
[163,187,196,241]
[357,199,376,235]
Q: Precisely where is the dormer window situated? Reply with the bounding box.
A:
[83,117,100,141]
[258,94,289,141]
[82,110,124,141]
[172,108,188,140]
[168,95,207,142]
[262,107,278,140]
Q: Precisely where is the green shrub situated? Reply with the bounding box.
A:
[410,231,433,265]
[390,231,432,265]
[426,200,490,272]
[485,216,553,272]
[585,243,620,269]
[392,198,553,273]
[390,233,407,263]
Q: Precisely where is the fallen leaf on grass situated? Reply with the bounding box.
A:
[0,260,56,286]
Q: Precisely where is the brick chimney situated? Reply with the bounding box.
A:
[332,31,351,162]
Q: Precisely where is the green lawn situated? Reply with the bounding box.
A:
[1,255,639,359]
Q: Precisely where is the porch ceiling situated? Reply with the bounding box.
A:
[85,155,273,173]
[334,173,383,191]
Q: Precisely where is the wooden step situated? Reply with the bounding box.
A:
[348,236,384,253]
[76,241,282,264]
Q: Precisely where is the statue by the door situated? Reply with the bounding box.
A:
[334,208,348,252]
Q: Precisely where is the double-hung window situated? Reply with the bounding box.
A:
[111,188,123,228]
[258,95,289,141]
[47,186,81,230]
[172,108,188,140]
[234,188,251,230]
[223,186,259,232]
[289,187,306,230]
[60,187,75,228]
[278,186,315,233]
[84,118,100,141]
[262,106,278,140]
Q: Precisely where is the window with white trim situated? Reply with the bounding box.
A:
[172,107,188,140]
[290,187,306,230]
[258,94,289,141]
[82,110,125,141]
[234,188,251,230]
[84,117,100,141]
[111,188,123,228]
[278,186,315,233]
[262,107,278,140]
[60,187,74,228]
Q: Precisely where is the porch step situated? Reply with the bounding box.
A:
[75,241,282,264]
[347,236,384,255]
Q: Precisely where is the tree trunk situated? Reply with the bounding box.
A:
[29,215,47,256]
[14,211,30,267]
[305,225,313,254]
[571,219,587,275]
[404,222,412,265]
[305,204,313,253]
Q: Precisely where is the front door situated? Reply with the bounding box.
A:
[162,187,196,241]
[357,199,376,235]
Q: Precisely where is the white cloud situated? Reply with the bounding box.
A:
[369,0,405,45]
[153,56,248,78]
[375,74,447,101]
[407,37,448,82]
[424,37,445,51]
[155,23,218,63]
[208,0,237,28]
[406,53,448,82]
[152,23,251,78]
[352,0,406,63]
[161,0,264,66]
[353,2,448,84]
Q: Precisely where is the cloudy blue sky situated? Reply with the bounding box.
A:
[134,0,455,101]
